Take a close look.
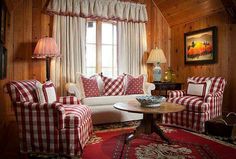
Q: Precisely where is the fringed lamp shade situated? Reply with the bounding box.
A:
[33,37,60,81]
[33,37,60,58]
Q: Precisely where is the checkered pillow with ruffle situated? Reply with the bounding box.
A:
[101,74,125,96]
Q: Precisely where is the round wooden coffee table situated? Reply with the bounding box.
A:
[114,100,185,144]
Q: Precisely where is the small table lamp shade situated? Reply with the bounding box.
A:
[33,37,60,58]
[147,48,167,64]
[147,48,166,82]
[33,37,60,81]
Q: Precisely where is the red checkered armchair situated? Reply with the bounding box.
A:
[4,80,93,157]
[163,77,226,132]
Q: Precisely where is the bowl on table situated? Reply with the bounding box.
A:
[136,96,166,107]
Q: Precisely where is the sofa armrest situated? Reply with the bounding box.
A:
[168,90,185,98]
[65,83,82,99]
[57,96,80,105]
[144,82,155,95]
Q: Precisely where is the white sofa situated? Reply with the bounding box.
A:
[66,76,155,125]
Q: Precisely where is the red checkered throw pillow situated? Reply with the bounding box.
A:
[101,74,125,96]
[125,74,144,95]
[81,75,100,97]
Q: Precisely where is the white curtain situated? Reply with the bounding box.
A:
[117,21,147,76]
[51,15,86,94]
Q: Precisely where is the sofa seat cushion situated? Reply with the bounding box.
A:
[82,94,144,106]
[167,96,210,113]
[63,105,92,128]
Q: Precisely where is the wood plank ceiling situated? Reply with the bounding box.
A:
[155,0,225,26]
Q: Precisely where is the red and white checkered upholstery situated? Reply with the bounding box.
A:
[101,75,125,96]
[5,80,93,157]
[163,77,226,132]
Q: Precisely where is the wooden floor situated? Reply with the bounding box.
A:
[0,121,21,159]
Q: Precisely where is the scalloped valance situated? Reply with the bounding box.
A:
[46,0,148,23]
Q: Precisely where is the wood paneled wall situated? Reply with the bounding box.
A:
[0,0,51,124]
[170,11,234,112]
[0,0,170,122]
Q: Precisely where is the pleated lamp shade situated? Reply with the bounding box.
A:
[147,48,166,64]
[33,37,60,58]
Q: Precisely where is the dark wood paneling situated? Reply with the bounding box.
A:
[170,11,233,112]
[156,0,224,26]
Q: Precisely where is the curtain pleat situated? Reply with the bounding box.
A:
[117,22,147,76]
[51,15,86,95]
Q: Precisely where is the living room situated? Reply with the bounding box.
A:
[0,0,236,158]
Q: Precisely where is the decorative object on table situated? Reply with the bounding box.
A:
[33,37,60,81]
[0,44,7,79]
[184,26,217,64]
[147,47,166,82]
[136,95,166,107]
[0,0,6,44]
[163,67,174,82]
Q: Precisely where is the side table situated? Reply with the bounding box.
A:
[152,82,183,97]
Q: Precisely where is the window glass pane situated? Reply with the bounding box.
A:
[113,25,117,45]
[102,67,112,77]
[86,21,96,44]
[102,23,113,44]
[102,45,112,67]
[86,67,96,77]
[86,44,96,67]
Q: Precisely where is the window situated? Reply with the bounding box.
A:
[85,20,117,77]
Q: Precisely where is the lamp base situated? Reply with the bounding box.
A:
[153,64,162,82]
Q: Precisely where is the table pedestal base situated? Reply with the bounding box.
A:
[126,114,170,144]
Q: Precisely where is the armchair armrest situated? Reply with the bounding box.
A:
[144,82,155,95]
[58,96,80,105]
[14,101,64,128]
[204,91,224,103]
[65,83,83,99]
[168,90,186,98]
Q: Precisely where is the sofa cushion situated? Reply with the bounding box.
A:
[125,74,144,95]
[82,94,144,106]
[167,96,210,113]
[81,75,100,97]
[101,74,125,96]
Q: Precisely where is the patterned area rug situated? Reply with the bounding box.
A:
[30,121,236,159]
[83,122,236,159]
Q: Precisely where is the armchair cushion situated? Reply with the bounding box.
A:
[58,96,80,105]
[42,81,57,104]
[187,79,212,97]
[168,90,185,98]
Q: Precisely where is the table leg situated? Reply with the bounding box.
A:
[125,113,170,144]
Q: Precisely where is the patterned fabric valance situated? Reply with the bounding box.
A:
[46,0,148,23]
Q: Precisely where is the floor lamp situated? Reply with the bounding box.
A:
[33,37,60,81]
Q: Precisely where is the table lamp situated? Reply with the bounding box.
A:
[147,47,167,82]
[33,37,60,81]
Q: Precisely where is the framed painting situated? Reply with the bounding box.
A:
[184,26,217,64]
[0,44,7,79]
